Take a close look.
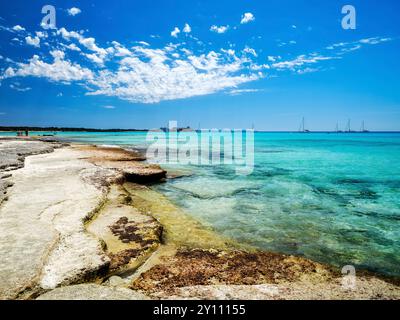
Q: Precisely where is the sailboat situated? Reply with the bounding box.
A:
[360,121,369,133]
[345,119,355,133]
[335,122,343,133]
[299,117,310,133]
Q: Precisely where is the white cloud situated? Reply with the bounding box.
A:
[210,25,229,34]
[291,25,297,29]
[10,83,31,92]
[85,47,260,103]
[25,36,40,47]
[271,54,337,71]
[136,41,150,46]
[67,7,81,16]
[183,23,191,33]
[35,31,47,38]
[359,37,392,45]
[102,105,116,109]
[267,55,281,62]
[79,37,108,56]
[3,53,93,83]
[3,24,393,105]
[171,27,180,38]
[65,43,81,51]
[12,25,25,32]
[243,47,258,57]
[50,50,65,60]
[57,28,108,55]
[240,12,255,24]
[297,67,319,74]
[84,53,105,65]
[229,88,260,95]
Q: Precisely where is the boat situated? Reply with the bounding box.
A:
[335,122,343,133]
[345,119,356,133]
[360,121,369,133]
[299,117,310,133]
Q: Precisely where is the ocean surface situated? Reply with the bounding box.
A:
[4,131,399,276]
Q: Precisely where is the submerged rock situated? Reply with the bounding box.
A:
[87,185,163,275]
[36,284,149,300]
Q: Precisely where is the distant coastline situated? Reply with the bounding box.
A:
[0,126,400,133]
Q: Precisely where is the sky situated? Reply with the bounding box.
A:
[0,0,399,131]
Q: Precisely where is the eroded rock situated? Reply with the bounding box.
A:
[76,145,166,183]
[131,248,336,294]
[36,284,149,300]
[87,185,163,275]
[0,145,116,298]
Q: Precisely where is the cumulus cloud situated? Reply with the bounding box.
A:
[3,52,93,83]
[67,7,81,16]
[1,22,394,105]
[171,27,180,38]
[243,47,257,57]
[267,55,280,62]
[240,12,255,24]
[25,36,40,47]
[2,28,260,104]
[12,25,25,32]
[65,43,81,51]
[183,23,191,33]
[85,48,260,103]
[210,25,229,34]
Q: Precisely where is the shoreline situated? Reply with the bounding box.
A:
[0,136,399,300]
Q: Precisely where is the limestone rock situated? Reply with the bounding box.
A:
[87,185,163,275]
[122,165,166,183]
[0,145,115,299]
[36,284,149,300]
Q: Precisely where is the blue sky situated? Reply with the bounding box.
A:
[0,0,399,130]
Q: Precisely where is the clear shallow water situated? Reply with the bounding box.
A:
[6,131,399,276]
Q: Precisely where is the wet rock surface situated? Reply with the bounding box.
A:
[131,248,400,300]
[131,248,334,294]
[87,185,163,275]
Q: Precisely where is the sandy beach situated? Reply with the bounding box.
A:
[0,137,399,300]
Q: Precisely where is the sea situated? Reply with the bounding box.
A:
[3,130,399,276]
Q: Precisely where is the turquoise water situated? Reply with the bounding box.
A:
[5,131,399,276]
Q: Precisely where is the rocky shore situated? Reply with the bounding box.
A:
[0,137,399,300]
